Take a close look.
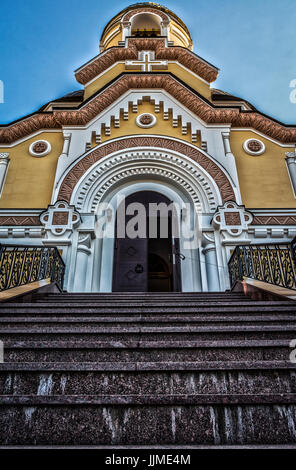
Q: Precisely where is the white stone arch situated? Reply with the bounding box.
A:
[67,148,226,293]
[70,148,222,214]
[121,9,170,40]
[130,12,162,32]
[58,138,237,293]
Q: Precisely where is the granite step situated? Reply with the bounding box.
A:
[1,401,296,446]
[2,342,291,362]
[1,328,295,341]
[1,303,296,315]
[1,365,295,395]
[1,315,296,328]
[1,291,296,447]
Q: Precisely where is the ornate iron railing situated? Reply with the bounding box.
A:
[228,239,296,290]
[0,245,65,292]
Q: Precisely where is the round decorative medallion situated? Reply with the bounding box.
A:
[243,138,265,156]
[29,140,51,157]
[136,113,157,128]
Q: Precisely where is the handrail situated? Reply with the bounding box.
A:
[0,245,65,292]
[228,238,296,290]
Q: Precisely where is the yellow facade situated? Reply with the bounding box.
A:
[0,132,63,209]
[0,4,295,214]
[84,63,211,101]
[230,131,296,208]
[84,64,126,100]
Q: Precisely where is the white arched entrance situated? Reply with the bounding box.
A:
[94,180,202,292]
[54,137,238,293]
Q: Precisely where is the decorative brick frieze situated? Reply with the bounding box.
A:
[76,38,218,84]
[0,216,41,226]
[251,216,296,225]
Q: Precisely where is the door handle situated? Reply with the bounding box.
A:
[135,264,144,274]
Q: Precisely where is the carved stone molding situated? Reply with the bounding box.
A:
[40,201,80,238]
[57,136,235,204]
[1,73,296,144]
[88,167,202,213]
[71,149,227,214]
[212,201,253,239]
[0,216,41,226]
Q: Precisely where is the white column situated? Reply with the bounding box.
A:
[0,153,10,196]
[122,21,131,41]
[202,238,220,292]
[286,150,296,197]
[161,21,169,37]
[73,235,92,292]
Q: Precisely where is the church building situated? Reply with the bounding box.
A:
[1,3,296,449]
[1,2,296,294]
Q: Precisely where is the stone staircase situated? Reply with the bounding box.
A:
[0,291,296,447]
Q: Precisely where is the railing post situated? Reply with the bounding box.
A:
[237,246,243,280]
[291,236,296,265]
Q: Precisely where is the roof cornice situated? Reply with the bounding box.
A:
[0,73,295,145]
[75,38,218,85]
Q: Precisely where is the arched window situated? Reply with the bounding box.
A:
[131,13,161,38]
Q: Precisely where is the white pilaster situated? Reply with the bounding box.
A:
[286,149,296,197]
[202,235,220,291]
[61,133,72,158]
[0,153,10,197]
[73,234,92,292]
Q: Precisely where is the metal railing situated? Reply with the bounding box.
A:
[228,239,296,290]
[0,245,65,292]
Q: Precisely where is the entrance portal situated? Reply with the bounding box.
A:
[112,191,182,292]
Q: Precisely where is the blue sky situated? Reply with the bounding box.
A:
[0,0,295,124]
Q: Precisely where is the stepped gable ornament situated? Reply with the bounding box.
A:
[213,201,253,238]
[57,136,236,203]
[40,201,80,237]
[1,73,296,145]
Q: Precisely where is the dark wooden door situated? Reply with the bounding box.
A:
[112,191,182,292]
[112,238,148,292]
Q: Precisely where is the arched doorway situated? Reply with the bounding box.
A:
[112,191,182,292]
